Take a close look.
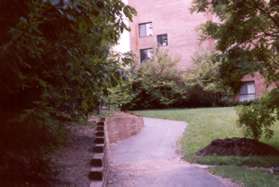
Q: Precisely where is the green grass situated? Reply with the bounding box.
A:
[134,107,279,186]
[210,166,279,187]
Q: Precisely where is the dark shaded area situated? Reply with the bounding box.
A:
[96,131,105,137]
[197,138,279,156]
[95,138,105,144]
[88,171,103,181]
[0,122,96,186]
[0,0,134,185]
[123,84,232,111]
[49,123,96,186]
[90,159,103,167]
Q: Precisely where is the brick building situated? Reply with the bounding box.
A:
[126,0,272,102]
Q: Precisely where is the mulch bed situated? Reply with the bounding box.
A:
[197,138,279,156]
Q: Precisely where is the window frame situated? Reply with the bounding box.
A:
[139,22,153,38]
[140,48,153,63]
[239,81,256,102]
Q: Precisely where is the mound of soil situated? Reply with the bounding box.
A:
[197,138,279,156]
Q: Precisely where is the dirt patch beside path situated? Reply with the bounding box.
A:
[50,122,95,186]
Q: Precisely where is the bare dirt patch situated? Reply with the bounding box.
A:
[197,138,279,156]
[49,122,95,186]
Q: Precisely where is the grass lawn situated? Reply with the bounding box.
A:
[210,166,279,187]
[134,107,279,186]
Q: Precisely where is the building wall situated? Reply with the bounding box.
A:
[129,0,213,68]
[236,72,277,101]
[128,0,274,101]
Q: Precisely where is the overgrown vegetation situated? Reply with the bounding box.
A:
[0,0,135,183]
[124,50,187,109]
[185,51,233,107]
[119,50,230,110]
[192,0,279,139]
[238,89,279,140]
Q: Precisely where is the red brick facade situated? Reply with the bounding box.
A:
[106,112,144,143]
[237,73,276,101]
[128,0,272,101]
[129,0,213,68]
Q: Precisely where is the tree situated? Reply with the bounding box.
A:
[0,0,135,182]
[185,51,233,106]
[192,0,278,139]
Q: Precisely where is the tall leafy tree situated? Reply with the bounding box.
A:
[0,0,135,182]
[192,0,278,139]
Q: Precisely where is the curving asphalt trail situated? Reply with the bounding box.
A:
[108,118,238,187]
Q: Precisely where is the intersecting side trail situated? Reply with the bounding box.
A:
[108,118,239,187]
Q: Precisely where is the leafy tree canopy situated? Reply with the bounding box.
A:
[192,0,279,90]
[192,0,279,139]
[0,0,135,181]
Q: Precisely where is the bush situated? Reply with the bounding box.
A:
[237,88,279,140]
[122,50,188,110]
[184,51,233,106]
[121,50,231,110]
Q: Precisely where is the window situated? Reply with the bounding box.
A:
[239,81,256,102]
[140,48,153,63]
[139,22,153,37]
[157,34,168,46]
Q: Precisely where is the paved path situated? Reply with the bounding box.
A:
[108,118,237,187]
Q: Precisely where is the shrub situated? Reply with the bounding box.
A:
[184,51,233,107]
[237,88,279,140]
[121,50,233,110]
[123,50,188,110]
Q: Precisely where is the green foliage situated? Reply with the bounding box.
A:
[192,0,279,90]
[106,53,135,109]
[107,81,134,109]
[238,89,279,140]
[185,51,233,105]
[187,52,222,92]
[210,166,279,187]
[192,0,279,139]
[121,50,232,110]
[124,50,188,109]
[0,0,135,182]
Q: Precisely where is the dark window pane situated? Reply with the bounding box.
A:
[157,34,168,46]
[140,48,153,63]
